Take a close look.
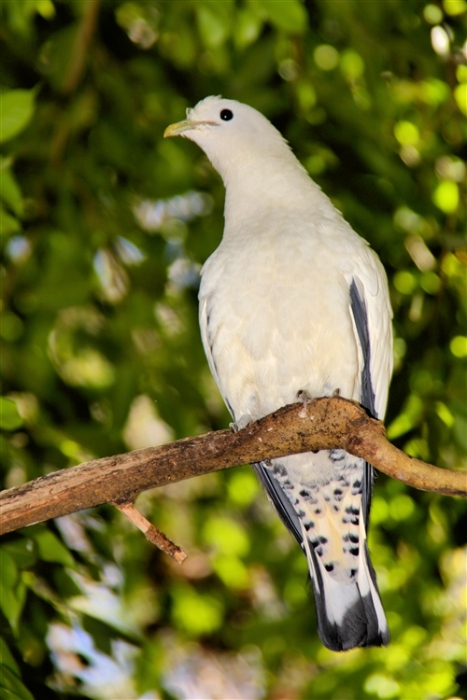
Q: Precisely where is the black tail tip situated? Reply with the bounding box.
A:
[319,617,390,652]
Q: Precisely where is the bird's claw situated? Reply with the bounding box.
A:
[230,414,254,432]
[297,389,313,404]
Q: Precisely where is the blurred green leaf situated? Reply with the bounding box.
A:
[454,83,467,115]
[227,469,260,506]
[0,166,23,217]
[171,585,224,636]
[340,49,365,80]
[234,7,262,49]
[202,515,250,557]
[0,552,26,633]
[261,0,308,33]
[432,180,459,213]
[0,398,23,430]
[387,394,424,439]
[443,0,467,15]
[2,539,37,569]
[0,89,36,143]
[212,553,249,589]
[2,0,55,38]
[0,550,19,589]
[196,3,230,49]
[0,638,20,676]
[30,530,76,567]
[37,23,80,93]
[450,335,467,358]
[0,665,34,700]
[0,207,21,236]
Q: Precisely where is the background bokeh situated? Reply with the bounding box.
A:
[1,1,466,698]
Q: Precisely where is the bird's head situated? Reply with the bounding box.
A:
[164,95,294,182]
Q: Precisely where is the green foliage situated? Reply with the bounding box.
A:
[1,1,466,698]
[0,89,37,144]
[0,637,35,700]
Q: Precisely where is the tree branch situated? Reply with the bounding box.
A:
[113,502,187,563]
[63,0,101,95]
[1,397,465,537]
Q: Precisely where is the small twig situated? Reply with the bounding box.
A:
[63,0,101,94]
[50,0,101,165]
[114,501,186,563]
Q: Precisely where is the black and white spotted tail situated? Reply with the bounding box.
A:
[299,473,389,651]
[255,453,389,651]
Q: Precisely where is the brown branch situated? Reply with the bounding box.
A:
[62,0,101,95]
[1,398,465,537]
[113,502,186,563]
[50,0,101,165]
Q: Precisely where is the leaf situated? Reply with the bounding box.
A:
[0,168,23,216]
[454,83,467,116]
[37,24,80,93]
[260,0,307,34]
[2,539,37,569]
[0,397,23,430]
[196,4,229,48]
[0,208,21,236]
[433,181,459,214]
[0,89,36,143]
[202,516,250,556]
[234,8,262,49]
[0,552,26,633]
[0,550,19,588]
[0,638,20,675]
[31,529,76,567]
[0,665,34,700]
[171,586,224,636]
[0,688,28,700]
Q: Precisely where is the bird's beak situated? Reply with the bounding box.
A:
[164,118,217,138]
[164,119,195,138]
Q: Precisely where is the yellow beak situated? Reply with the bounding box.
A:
[164,118,218,138]
[164,119,195,138]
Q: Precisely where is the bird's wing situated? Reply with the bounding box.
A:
[199,293,235,418]
[348,246,393,422]
[347,246,393,525]
[254,461,303,544]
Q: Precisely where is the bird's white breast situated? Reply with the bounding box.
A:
[199,208,368,422]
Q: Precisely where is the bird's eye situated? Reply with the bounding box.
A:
[220,109,233,121]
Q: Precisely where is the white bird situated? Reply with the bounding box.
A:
[165,96,393,651]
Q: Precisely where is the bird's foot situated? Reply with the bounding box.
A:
[332,387,341,397]
[230,414,254,432]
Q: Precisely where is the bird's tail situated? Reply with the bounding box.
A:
[254,455,389,651]
[299,509,389,651]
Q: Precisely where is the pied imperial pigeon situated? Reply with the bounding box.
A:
[165,96,393,651]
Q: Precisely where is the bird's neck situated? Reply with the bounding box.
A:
[221,154,324,237]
